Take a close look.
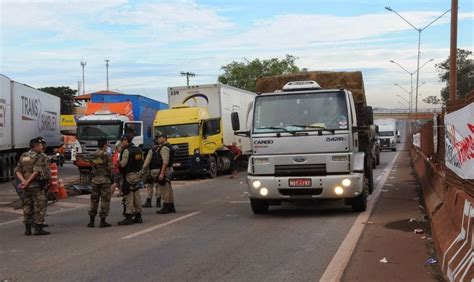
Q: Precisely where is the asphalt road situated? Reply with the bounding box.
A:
[0,134,405,281]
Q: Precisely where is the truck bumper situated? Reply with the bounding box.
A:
[172,155,208,176]
[247,173,364,200]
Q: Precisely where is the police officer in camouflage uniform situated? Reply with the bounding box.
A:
[87,138,114,228]
[118,134,144,225]
[15,137,50,236]
[155,134,176,214]
[141,136,162,208]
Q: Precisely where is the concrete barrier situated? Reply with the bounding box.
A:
[411,147,474,281]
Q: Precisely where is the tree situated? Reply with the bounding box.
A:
[435,48,474,102]
[422,95,442,105]
[218,54,300,92]
[38,86,77,114]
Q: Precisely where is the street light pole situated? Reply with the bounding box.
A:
[105,59,110,91]
[450,0,458,101]
[80,61,86,95]
[385,6,450,123]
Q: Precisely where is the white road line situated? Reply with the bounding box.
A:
[0,207,24,215]
[121,212,201,240]
[230,201,250,204]
[54,201,89,208]
[320,149,402,282]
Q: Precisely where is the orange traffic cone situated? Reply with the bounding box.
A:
[57,179,68,199]
[49,162,59,194]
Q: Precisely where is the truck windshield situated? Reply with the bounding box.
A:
[253,91,349,134]
[379,131,394,136]
[77,123,122,140]
[155,124,199,138]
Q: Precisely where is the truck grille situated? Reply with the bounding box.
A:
[173,143,190,170]
[279,188,323,196]
[380,138,390,147]
[274,164,327,176]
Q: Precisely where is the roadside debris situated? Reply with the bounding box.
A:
[414,229,424,234]
[379,257,389,264]
[426,257,438,265]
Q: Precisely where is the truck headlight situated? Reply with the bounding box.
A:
[252,180,262,189]
[342,179,351,187]
[260,187,269,196]
[254,158,269,164]
[334,186,344,195]
[194,149,200,155]
[332,155,348,161]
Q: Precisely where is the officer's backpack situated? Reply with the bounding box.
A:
[150,144,176,169]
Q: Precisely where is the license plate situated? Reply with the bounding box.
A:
[289,178,312,187]
[173,162,181,167]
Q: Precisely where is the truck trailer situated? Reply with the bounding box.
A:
[0,74,61,181]
[72,93,167,168]
[154,84,256,178]
[232,71,376,214]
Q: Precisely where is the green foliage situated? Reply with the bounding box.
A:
[218,54,300,92]
[436,48,474,102]
[422,95,442,105]
[38,86,77,114]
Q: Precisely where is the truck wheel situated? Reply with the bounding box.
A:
[372,157,376,169]
[391,148,397,152]
[376,153,380,165]
[250,198,269,214]
[351,177,368,212]
[365,158,374,194]
[208,157,217,178]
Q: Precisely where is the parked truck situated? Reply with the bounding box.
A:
[0,74,61,181]
[374,119,397,151]
[154,84,256,178]
[231,71,375,214]
[72,93,167,169]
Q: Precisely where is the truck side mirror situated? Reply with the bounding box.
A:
[396,131,400,135]
[231,112,240,131]
[365,106,374,125]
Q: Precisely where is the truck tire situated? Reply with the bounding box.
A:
[208,157,217,178]
[391,148,397,152]
[372,156,376,169]
[250,198,269,214]
[351,177,368,212]
[376,153,380,165]
[365,157,374,194]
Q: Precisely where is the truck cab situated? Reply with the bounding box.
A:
[154,105,228,177]
[377,124,397,151]
[233,79,375,214]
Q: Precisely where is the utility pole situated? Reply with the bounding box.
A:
[181,71,196,87]
[105,59,110,91]
[77,81,81,96]
[449,0,458,102]
[80,61,86,95]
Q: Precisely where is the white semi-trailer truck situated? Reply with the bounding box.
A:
[0,74,61,181]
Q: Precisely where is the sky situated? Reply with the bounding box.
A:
[1,0,473,109]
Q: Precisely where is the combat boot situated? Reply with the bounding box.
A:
[156,198,161,208]
[156,204,172,214]
[99,218,111,228]
[117,215,134,226]
[24,224,32,236]
[33,223,50,236]
[169,203,176,213]
[133,213,143,224]
[87,216,95,228]
[142,198,152,208]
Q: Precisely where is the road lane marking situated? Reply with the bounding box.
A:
[54,202,89,208]
[0,207,24,215]
[320,149,402,282]
[121,211,201,240]
[230,201,250,204]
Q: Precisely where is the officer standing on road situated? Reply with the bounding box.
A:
[155,134,176,214]
[15,137,50,236]
[141,136,162,208]
[118,134,144,225]
[87,138,114,228]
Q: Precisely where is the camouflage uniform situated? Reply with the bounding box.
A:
[141,147,163,207]
[15,150,49,225]
[89,148,114,219]
[156,144,174,204]
[120,147,143,215]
